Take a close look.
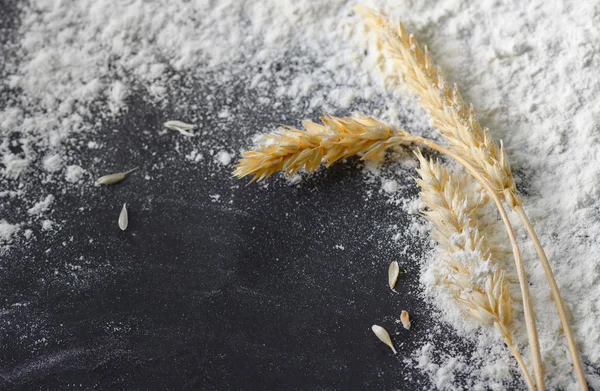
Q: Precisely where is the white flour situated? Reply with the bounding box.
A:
[0,220,19,242]
[2,0,600,389]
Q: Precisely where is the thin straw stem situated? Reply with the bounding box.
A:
[505,336,537,391]
[515,206,588,390]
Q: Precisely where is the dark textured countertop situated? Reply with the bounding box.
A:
[0,2,484,390]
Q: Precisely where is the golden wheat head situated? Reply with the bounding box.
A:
[357,7,520,207]
[233,115,416,182]
[415,152,533,388]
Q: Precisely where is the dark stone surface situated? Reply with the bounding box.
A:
[0,115,437,390]
[0,3,481,391]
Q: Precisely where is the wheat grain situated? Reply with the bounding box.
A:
[415,152,534,390]
[118,203,128,231]
[388,261,400,289]
[371,324,397,354]
[164,120,197,137]
[233,115,416,182]
[400,310,411,330]
[96,167,139,185]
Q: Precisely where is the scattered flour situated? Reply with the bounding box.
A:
[42,154,63,172]
[41,220,53,231]
[382,179,398,193]
[2,154,29,179]
[109,80,129,114]
[0,220,19,243]
[215,150,232,166]
[287,174,303,185]
[27,194,55,216]
[64,165,85,183]
[1,0,600,389]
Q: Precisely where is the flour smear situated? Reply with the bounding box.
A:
[1,0,600,389]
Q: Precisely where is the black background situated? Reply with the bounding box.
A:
[1,95,444,390]
[0,1,523,390]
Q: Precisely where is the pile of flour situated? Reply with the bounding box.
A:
[2,0,600,389]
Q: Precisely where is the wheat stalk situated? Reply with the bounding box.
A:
[415,152,535,390]
[356,7,587,390]
[234,114,541,388]
[233,115,417,182]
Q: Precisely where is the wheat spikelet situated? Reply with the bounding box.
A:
[233,115,416,182]
[415,152,534,390]
[355,6,520,208]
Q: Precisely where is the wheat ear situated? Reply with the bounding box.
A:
[355,6,519,208]
[356,7,587,390]
[233,115,417,182]
[415,152,535,390]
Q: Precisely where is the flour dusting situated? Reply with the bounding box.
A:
[1,0,600,389]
